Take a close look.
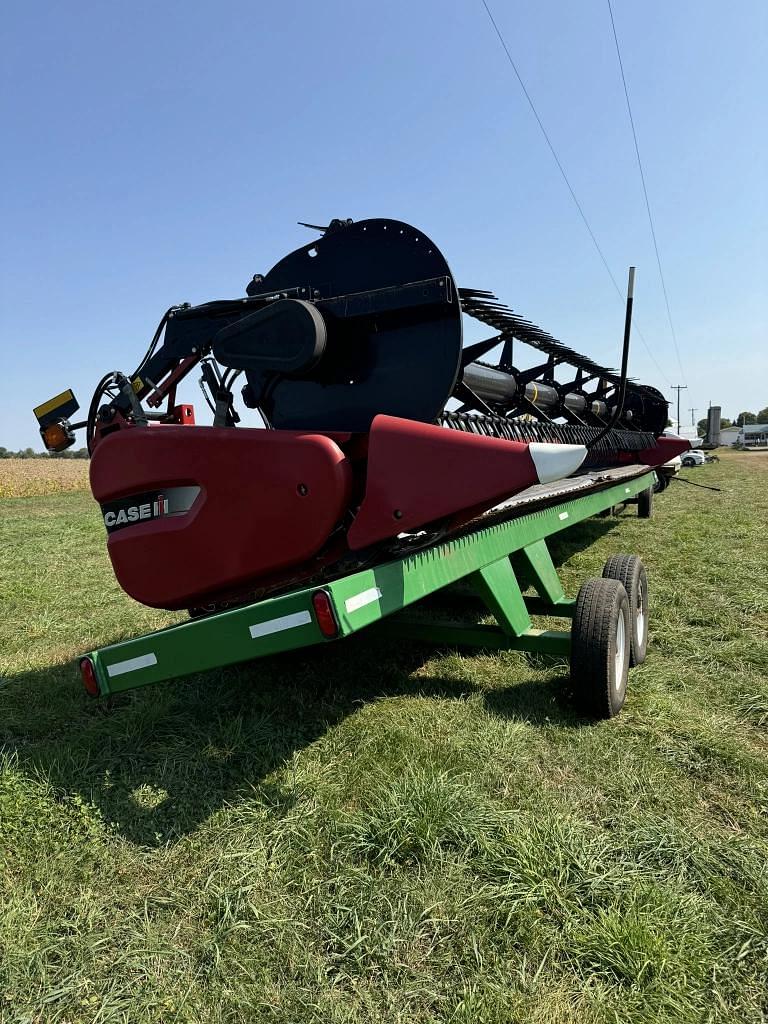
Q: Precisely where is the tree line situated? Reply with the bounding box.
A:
[0,446,89,459]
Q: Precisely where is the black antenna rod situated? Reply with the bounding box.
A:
[587,266,635,448]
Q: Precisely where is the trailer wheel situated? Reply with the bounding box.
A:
[602,554,648,666]
[570,578,630,719]
[637,486,654,518]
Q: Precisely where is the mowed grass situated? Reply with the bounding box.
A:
[0,459,90,498]
[1,451,767,1023]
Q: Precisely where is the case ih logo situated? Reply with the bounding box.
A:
[101,487,200,533]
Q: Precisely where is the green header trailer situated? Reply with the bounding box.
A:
[36,217,686,719]
[80,466,656,720]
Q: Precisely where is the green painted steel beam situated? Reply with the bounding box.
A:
[518,539,568,606]
[89,591,327,696]
[326,470,654,636]
[379,618,571,656]
[524,596,576,618]
[83,469,655,696]
[470,557,531,636]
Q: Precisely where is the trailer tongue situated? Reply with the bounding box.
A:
[34,217,688,716]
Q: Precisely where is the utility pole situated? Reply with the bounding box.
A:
[671,385,687,432]
[689,407,697,427]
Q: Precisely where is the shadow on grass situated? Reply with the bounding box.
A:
[1,519,618,847]
[1,634,592,846]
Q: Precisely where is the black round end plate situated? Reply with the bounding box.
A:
[247,219,463,431]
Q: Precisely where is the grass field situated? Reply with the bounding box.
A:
[1,451,767,1023]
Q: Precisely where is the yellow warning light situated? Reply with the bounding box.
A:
[42,421,75,452]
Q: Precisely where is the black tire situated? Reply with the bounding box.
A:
[681,456,695,467]
[637,486,653,518]
[602,554,648,666]
[653,471,669,493]
[570,577,630,719]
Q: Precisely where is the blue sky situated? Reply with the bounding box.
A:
[1,0,765,448]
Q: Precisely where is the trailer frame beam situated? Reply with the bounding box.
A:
[83,468,656,697]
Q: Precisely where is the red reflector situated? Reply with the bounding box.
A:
[80,657,100,697]
[312,590,339,638]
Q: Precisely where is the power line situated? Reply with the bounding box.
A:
[606,0,686,386]
[478,0,672,388]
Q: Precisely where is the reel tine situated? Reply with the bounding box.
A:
[459,289,619,379]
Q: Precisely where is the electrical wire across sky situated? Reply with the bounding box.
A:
[606,0,687,387]
[479,0,680,390]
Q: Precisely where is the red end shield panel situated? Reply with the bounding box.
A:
[636,434,692,467]
[347,415,539,550]
[90,426,352,609]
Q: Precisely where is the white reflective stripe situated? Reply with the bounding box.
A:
[558,511,569,521]
[249,610,312,639]
[345,587,382,613]
[106,652,158,678]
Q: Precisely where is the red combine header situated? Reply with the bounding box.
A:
[35,218,689,717]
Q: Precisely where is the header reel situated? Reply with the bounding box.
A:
[35,217,667,455]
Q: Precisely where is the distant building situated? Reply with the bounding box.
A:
[718,424,768,447]
[739,423,768,448]
[719,426,741,446]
